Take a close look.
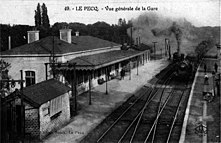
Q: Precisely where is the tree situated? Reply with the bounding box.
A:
[41,3,50,29]
[34,3,41,27]
[195,40,213,61]
[34,3,50,38]
[0,59,11,97]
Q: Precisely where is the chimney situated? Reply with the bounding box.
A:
[136,37,138,46]
[59,29,72,43]
[75,31,79,37]
[138,37,141,46]
[27,30,39,43]
[8,36,11,50]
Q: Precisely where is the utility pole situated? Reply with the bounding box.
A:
[165,38,168,56]
[52,36,55,78]
[153,42,157,60]
[105,67,108,94]
[20,70,25,143]
[130,27,133,47]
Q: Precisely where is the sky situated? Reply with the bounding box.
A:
[0,0,220,27]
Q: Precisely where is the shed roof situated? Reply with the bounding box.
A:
[22,79,71,106]
[1,36,120,56]
[3,79,71,107]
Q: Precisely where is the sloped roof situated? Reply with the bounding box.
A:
[22,79,71,106]
[3,79,71,107]
[1,36,120,56]
[69,50,144,70]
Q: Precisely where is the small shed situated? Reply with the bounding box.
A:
[2,79,71,141]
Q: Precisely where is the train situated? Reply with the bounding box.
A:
[173,52,195,79]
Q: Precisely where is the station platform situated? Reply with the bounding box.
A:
[43,59,169,143]
[180,58,221,143]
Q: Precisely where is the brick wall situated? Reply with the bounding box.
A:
[25,105,40,138]
[14,98,40,139]
[39,93,70,139]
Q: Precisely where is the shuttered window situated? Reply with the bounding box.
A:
[50,96,62,117]
[25,71,35,87]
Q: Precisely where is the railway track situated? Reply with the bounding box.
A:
[96,70,176,142]
[80,63,192,143]
[146,78,190,143]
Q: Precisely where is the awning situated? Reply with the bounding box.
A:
[68,50,146,70]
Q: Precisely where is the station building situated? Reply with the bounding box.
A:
[1,29,151,95]
[1,29,151,141]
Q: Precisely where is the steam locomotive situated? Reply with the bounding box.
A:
[173,52,194,79]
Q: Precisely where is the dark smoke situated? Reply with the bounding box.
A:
[170,22,182,55]
[128,13,197,54]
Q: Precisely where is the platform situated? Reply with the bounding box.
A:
[43,59,169,143]
[180,58,221,143]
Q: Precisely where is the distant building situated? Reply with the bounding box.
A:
[2,79,71,140]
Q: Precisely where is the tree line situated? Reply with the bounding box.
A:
[0,20,133,52]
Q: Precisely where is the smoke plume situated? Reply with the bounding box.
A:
[128,13,197,54]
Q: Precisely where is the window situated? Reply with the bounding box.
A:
[50,96,62,117]
[25,71,35,87]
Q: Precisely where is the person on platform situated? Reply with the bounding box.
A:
[204,73,209,85]
[121,68,125,80]
[214,63,218,73]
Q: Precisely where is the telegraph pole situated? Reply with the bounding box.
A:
[165,39,168,56]
[153,42,157,60]
[20,70,25,143]
[130,27,133,47]
[52,36,55,78]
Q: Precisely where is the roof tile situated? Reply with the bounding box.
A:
[22,79,71,106]
[1,36,120,55]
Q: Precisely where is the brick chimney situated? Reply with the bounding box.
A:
[75,31,79,37]
[27,30,39,43]
[59,29,72,43]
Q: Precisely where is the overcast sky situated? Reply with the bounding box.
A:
[0,0,220,27]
